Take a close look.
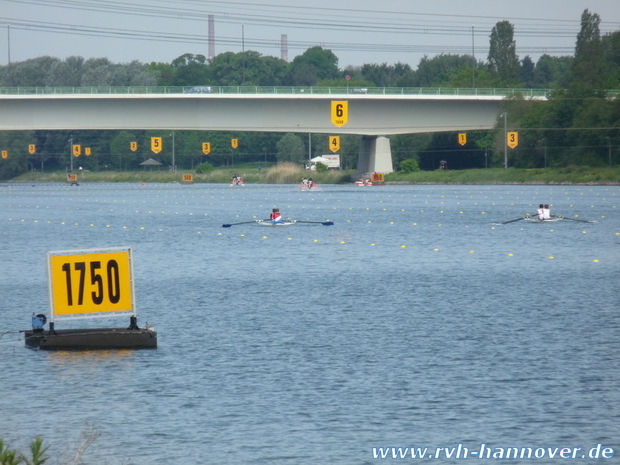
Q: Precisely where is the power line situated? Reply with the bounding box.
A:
[0,17,580,56]
[3,0,619,65]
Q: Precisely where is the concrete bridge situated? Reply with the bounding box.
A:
[0,86,547,175]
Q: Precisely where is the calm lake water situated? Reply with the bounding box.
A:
[1,182,619,464]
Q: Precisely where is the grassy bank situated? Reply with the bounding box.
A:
[8,164,620,185]
[386,166,620,185]
[10,162,352,185]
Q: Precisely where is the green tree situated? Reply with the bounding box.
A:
[208,52,246,86]
[0,56,60,87]
[196,162,214,173]
[81,57,115,86]
[178,131,203,169]
[0,130,33,179]
[391,133,431,169]
[276,133,305,163]
[170,53,210,86]
[418,131,491,170]
[47,56,85,86]
[571,9,612,94]
[533,55,573,88]
[110,131,139,170]
[602,30,620,87]
[412,54,476,87]
[448,66,499,88]
[207,51,288,86]
[284,47,339,86]
[400,159,420,172]
[81,59,157,86]
[360,62,415,87]
[488,21,520,86]
[254,55,289,86]
[146,61,176,86]
[520,55,535,88]
[314,162,328,172]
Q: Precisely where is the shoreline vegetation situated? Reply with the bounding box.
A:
[7,163,620,186]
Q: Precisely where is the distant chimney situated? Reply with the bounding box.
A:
[281,34,288,61]
[208,15,215,60]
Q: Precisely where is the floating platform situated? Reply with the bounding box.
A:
[24,327,157,351]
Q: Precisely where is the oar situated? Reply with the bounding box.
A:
[552,215,597,224]
[222,220,266,228]
[498,216,528,225]
[292,220,334,226]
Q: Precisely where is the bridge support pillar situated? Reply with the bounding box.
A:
[355,136,394,179]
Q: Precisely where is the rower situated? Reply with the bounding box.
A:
[543,204,551,220]
[270,208,282,223]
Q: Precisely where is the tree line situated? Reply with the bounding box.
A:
[0,9,618,179]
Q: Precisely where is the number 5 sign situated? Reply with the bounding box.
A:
[151,137,162,154]
[47,247,135,321]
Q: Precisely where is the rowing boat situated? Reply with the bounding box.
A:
[258,220,294,227]
[524,217,562,223]
[222,219,333,227]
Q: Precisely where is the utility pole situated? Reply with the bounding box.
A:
[170,132,175,171]
[7,25,11,86]
[471,25,475,89]
[242,25,245,85]
[69,136,73,172]
[502,113,508,169]
[7,24,11,66]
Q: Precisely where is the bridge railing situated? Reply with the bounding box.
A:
[1,85,616,99]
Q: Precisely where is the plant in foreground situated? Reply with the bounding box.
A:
[0,437,49,465]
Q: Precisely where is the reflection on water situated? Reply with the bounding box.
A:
[47,349,135,367]
[0,183,618,464]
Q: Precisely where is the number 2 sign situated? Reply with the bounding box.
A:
[47,247,135,321]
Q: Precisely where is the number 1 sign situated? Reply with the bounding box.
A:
[47,247,135,321]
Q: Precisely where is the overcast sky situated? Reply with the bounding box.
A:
[2,0,619,69]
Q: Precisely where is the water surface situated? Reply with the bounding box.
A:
[1,183,618,464]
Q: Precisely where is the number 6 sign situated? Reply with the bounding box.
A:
[47,247,135,321]
[331,101,348,127]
